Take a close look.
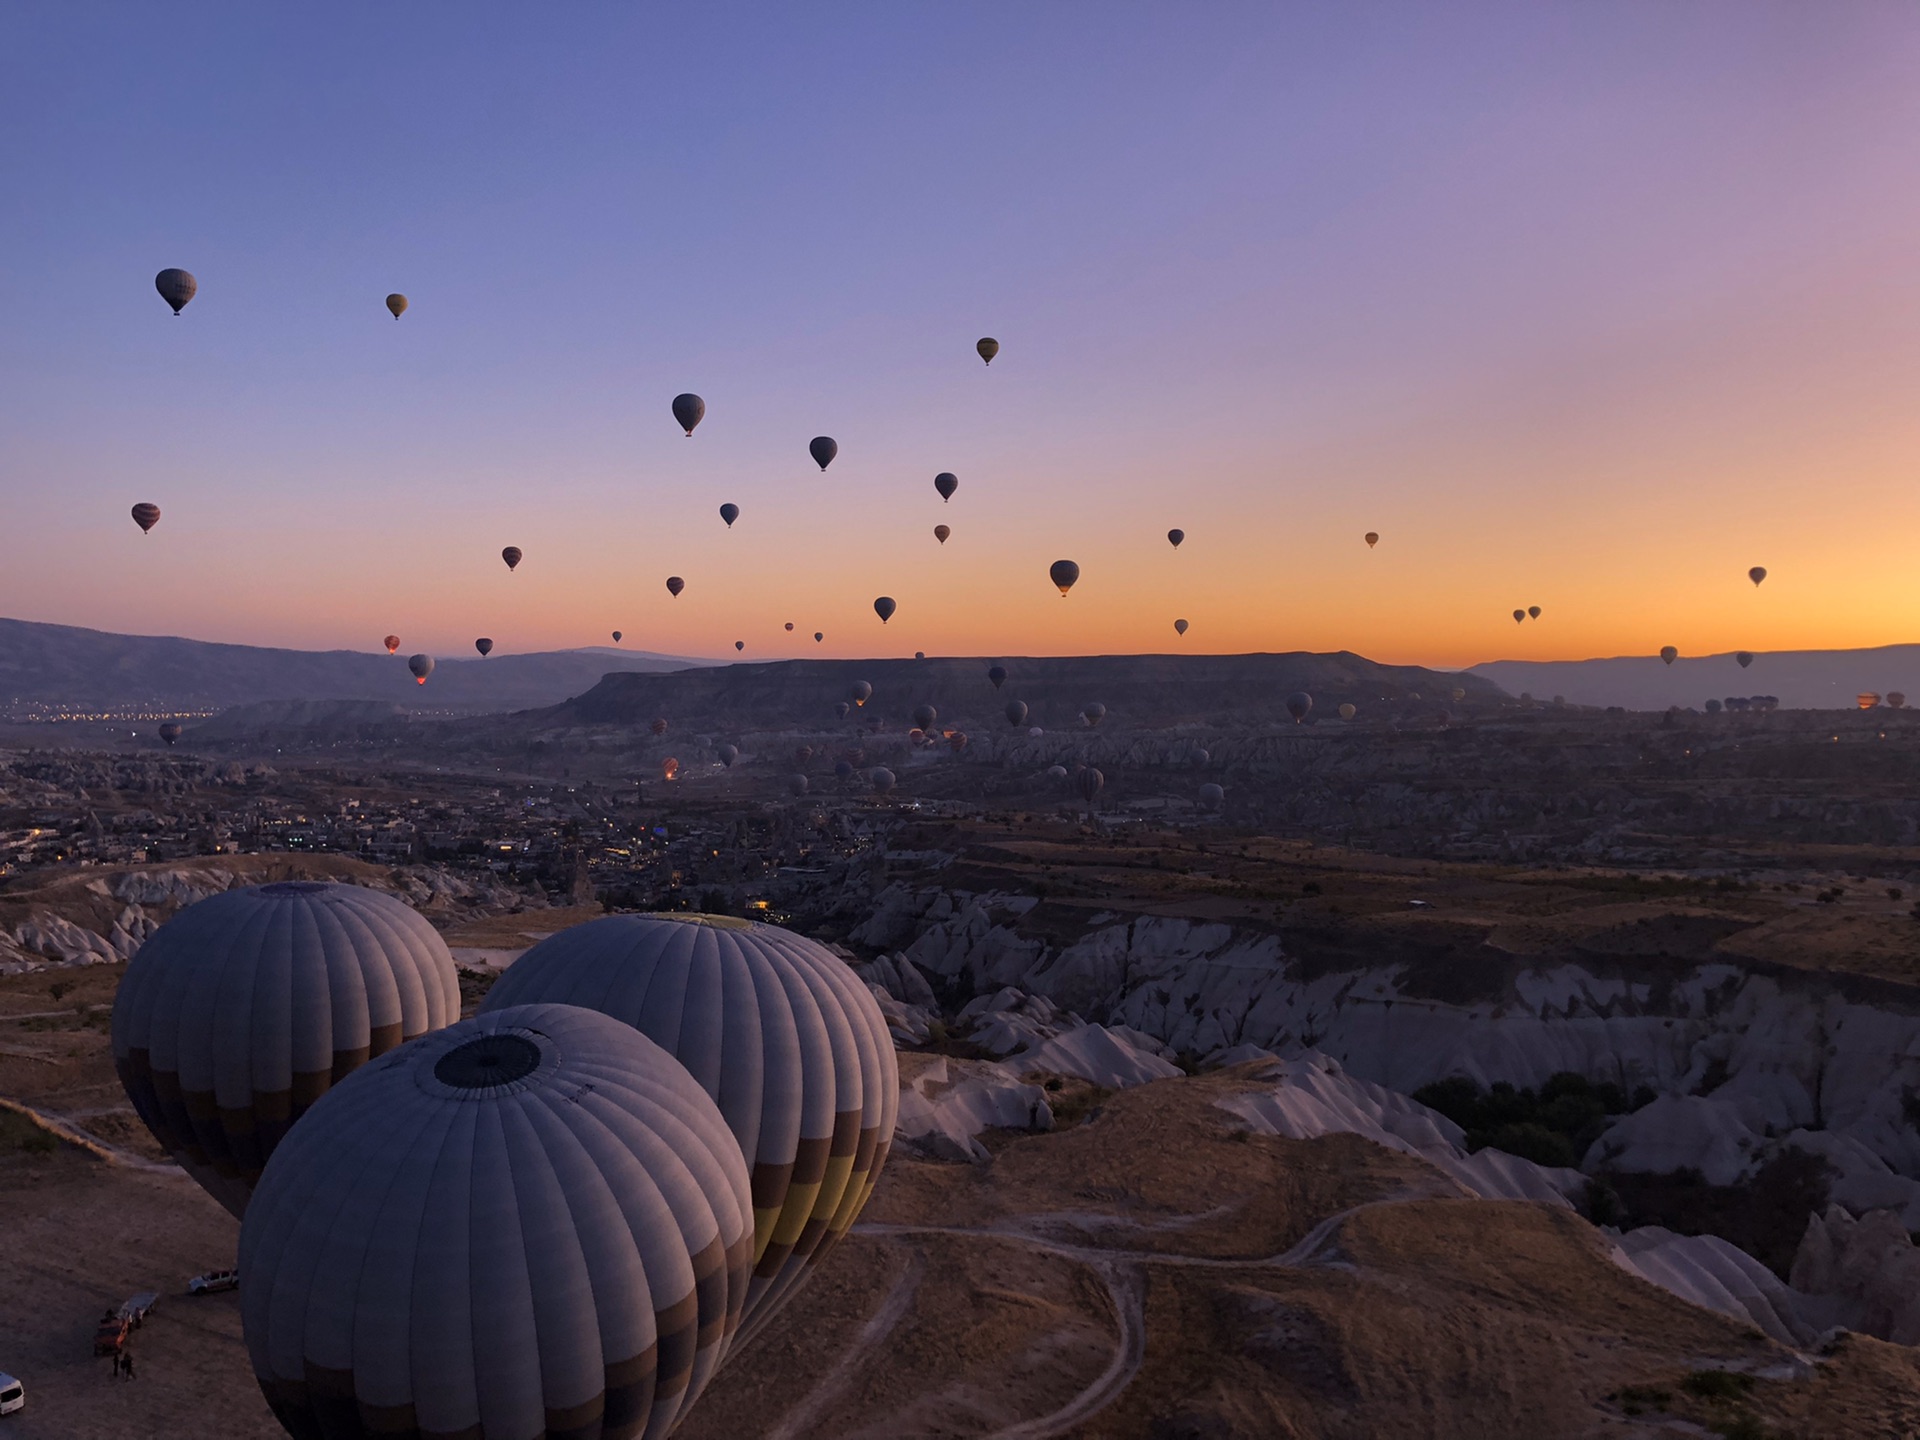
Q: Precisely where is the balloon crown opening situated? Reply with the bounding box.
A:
[434,1033,542,1089]
[258,881,331,897]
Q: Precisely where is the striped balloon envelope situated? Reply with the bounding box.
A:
[240,1004,752,1440]
[481,913,898,1334]
[110,881,459,1217]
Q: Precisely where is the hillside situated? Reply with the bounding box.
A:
[554,652,1503,733]
[0,617,710,714]
[1472,644,1920,711]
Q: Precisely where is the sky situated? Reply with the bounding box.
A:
[4,3,1919,668]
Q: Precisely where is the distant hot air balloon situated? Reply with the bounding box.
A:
[1005,701,1029,727]
[1365,532,1379,548]
[934,524,950,544]
[977,337,999,365]
[1749,567,1767,587]
[834,758,854,780]
[948,731,968,754]
[735,640,745,652]
[851,681,872,706]
[785,622,795,632]
[987,665,1007,690]
[407,654,434,685]
[1029,726,1044,738]
[131,503,161,533]
[1451,688,1466,703]
[1046,764,1068,781]
[383,635,400,654]
[1050,560,1080,596]
[789,774,810,796]
[666,575,685,597]
[935,472,958,502]
[113,881,458,1218]
[836,702,851,720]
[237,1004,751,1440]
[1082,702,1106,728]
[912,704,937,730]
[1286,692,1313,723]
[1077,767,1104,805]
[501,546,522,572]
[612,631,622,642]
[673,392,706,436]
[154,268,196,314]
[1513,610,1526,624]
[1736,651,1754,668]
[1889,692,1908,709]
[158,722,182,746]
[661,757,679,781]
[385,293,407,319]
[1660,646,1678,665]
[474,637,493,657]
[720,503,740,527]
[1174,619,1189,636]
[1858,694,1881,710]
[814,632,824,643]
[1528,606,1542,620]
[873,596,896,624]
[717,743,739,768]
[1191,747,1209,765]
[809,436,837,471]
[1167,529,1184,549]
[1338,703,1356,720]
[651,718,668,736]
[869,767,896,793]
[1198,782,1224,809]
[795,745,814,765]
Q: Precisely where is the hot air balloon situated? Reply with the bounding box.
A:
[1082,702,1106,728]
[1286,692,1313,723]
[1050,560,1080,596]
[720,503,740,528]
[873,596,896,624]
[155,268,196,314]
[1338,703,1356,720]
[1198,782,1225,809]
[835,702,851,720]
[934,524,950,544]
[735,640,745,652]
[474,637,493,657]
[385,293,407,319]
[809,437,837,471]
[1513,610,1526,624]
[1890,693,1909,710]
[502,546,522,572]
[851,681,872,706]
[1736,651,1754,669]
[1660,646,1678,665]
[1749,567,1767,587]
[238,1004,753,1440]
[612,631,623,642]
[1029,726,1044,738]
[948,731,968,754]
[131,503,161,534]
[1528,606,1542,620]
[785,622,795,632]
[1706,699,1724,714]
[158,722,183,746]
[1167,529,1184,549]
[1365,532,1379,548]
[651,718,669,736]
[1077,767,1104,805]
[935,472,958,502]
[1005,701,1029,727]
[869,767,896,793]
[383,635,400,654]
[912,704,937,730]
[667,576,685,597]
[661,757,680,781]
[1450,687,1466,703]
[814,632,824,643]
[673,392,706,436]
[111,881,459,1217]
[977,338,999,365]
[1046,764,1068,780]
[717,744,739,768]
[407,654,434,684]
[1191,747,1209,765]
[987,665,1007,690]
[789,774,810,796]
[834,758,854,780]
[1859,694,1882,710]
[1174,619,1189,636]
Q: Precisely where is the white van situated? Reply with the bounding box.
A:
[0,1371,23,1415]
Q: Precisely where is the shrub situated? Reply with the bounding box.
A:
[1684,1370,1753,1401]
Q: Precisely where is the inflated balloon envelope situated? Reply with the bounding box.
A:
[480,913,899,1338]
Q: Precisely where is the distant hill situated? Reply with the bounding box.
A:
[552,652,1502,732]
[0,617,713,714]
[1470,645,1920,711]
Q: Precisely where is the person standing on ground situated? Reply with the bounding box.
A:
[109,1350,121,1380]
[121,1348,135,1381]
